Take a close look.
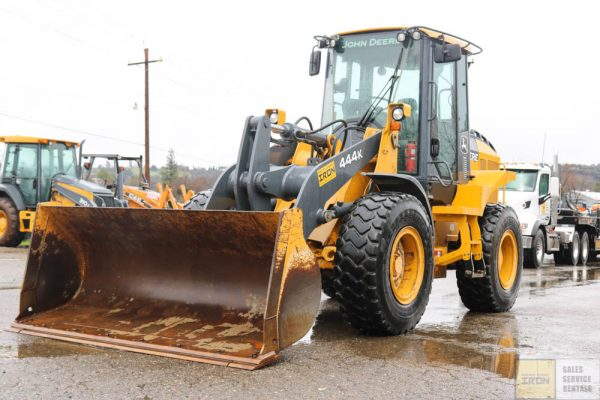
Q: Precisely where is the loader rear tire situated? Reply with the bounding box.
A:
[334,192,433,335]
[457,204,522,312]
[0,198,24,247]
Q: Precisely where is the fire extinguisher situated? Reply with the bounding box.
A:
[406,141,417,173]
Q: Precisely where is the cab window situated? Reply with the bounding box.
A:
[539,174,549,196]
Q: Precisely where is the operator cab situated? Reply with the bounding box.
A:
[0,136,80,207]
[311,27,481,196]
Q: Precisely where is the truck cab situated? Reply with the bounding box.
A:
[505,163,560,268]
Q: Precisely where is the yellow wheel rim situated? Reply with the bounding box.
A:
[0,210,7,237]
[389,226,425,305]
[498,230,518,290]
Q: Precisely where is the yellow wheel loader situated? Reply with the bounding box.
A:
[11,26,522,369]
[0,136,123,246]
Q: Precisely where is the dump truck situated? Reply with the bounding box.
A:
[0,136,122,246]
[81,153,192,209]
[11,26,522,369]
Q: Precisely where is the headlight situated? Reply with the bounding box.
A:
[411,30,422,40]
[392,107,404,121]
[520,223,528,231]
[269,112,279,124]
[397,31,407,43]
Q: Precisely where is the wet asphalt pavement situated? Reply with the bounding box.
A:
[1,248,599,399]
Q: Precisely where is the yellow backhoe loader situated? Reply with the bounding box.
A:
[0,136,123,246]
[11,26,522,369]
[81,153,192,209]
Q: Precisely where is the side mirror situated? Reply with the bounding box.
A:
[550,176,560,198]
[434,43,462,63]
[309,50,321,76]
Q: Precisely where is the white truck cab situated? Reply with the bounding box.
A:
[505,163,561,268]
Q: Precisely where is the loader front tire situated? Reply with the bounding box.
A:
[457,204,522,312]
[0,197,24,247]
[334,193,433,335]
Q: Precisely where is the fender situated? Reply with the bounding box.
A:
[0,184,26,210]
[364,173,433,226]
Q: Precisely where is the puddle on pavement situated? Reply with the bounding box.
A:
[524,265,600,295]
[297,300,519,379]
[0,334,102,359]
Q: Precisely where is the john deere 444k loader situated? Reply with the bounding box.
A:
[12,26,522,369]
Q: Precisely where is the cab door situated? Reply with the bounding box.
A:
[538,172,551,224]
[3,144,40,207]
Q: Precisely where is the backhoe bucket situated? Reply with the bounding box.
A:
[10,205,321,369]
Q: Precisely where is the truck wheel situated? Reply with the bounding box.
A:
[320,269,336,298]
[0,197,24,247]
[568,231,580,266]
[524,229,545,269]
[579,231,590,266]
[334,192,433,335]
[457,204,522,312]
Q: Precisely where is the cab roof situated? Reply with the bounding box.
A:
[337,26,482,55]
[505,162,551,172]
[0,136,79,147]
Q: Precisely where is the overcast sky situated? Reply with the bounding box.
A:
[0,0,598,167]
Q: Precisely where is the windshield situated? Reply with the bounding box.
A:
[506,170,538,192]
[322,31,422,128]
[41,143,78,177]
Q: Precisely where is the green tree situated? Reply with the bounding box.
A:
[96,168,113,184]
[160,148,179,185]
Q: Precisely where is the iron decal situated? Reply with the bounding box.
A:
[317,161,337,187]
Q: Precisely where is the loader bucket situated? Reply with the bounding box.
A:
[10,205,321,369]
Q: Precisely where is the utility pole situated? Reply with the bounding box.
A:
[128,48,162,184]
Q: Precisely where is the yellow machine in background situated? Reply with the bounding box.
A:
[82,154,193,209]
[12,27,522,369]
[0,136,120,246]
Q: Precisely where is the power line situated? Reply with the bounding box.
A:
[0,111,220,165]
